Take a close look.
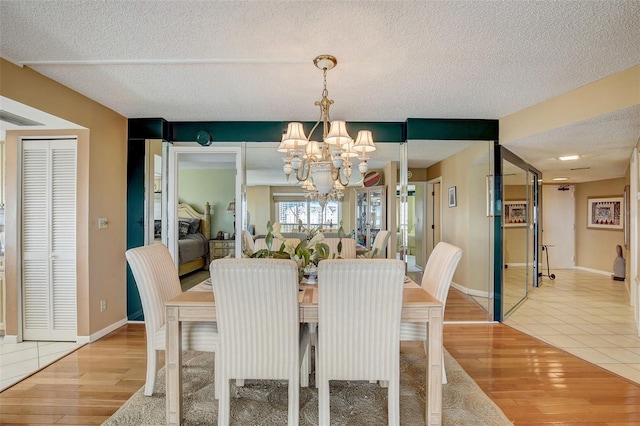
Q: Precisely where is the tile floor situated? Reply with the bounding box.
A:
[0,339,84,391]
[505,268,640,385]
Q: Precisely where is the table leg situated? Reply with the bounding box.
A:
[427,306,443,425]
[166,306,183,425]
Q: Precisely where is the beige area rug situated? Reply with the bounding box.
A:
[104,342,512,425]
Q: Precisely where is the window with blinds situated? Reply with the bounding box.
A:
[274,197,341,232]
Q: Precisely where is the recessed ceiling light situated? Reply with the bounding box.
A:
[552,177,569,181]
[558,155,580,161]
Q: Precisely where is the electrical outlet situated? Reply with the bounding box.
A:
[100,299,107,312]
[98,217,108,229]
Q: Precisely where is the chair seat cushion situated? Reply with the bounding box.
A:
[154,321,219,352]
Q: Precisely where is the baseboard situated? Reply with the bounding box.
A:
[3,334,18,344]
[574,266,613,277]
[79,317,128,344]
[450,281,491,299]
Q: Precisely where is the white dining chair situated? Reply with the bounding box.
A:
[370,230,390,258]
[210,258,310,426]
[317,259,405,425]
[400,241,462,384]
[241,229,255,254]
[321,237,357,259]
[125,244,218,396]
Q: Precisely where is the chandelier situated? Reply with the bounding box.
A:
[279,55,376,204]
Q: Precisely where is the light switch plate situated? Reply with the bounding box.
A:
[98,217,108,229]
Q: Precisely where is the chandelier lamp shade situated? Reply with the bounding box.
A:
[280,55,376,201]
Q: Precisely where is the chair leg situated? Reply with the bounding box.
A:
[214,354,220,400]
[442,353,448,385]
[300,341,310,388]
[218,374,230,426]
[144,349,158,396]
[288,376,300,426]
[388,376,400,426]
[318,378,330,426]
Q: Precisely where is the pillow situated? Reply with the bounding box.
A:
[179,217,201,234]
[178,220,190,239]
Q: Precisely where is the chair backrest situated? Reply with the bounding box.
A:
[125,244,182,336]
[321,237,356,259]
[371,230,390,258]
[317,259,405,379]
[242,229,255,252]
[421,242,463,308]
[254,237,300,252]
[210,258,300,377]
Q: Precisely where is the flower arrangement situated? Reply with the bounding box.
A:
[245,220,347,282]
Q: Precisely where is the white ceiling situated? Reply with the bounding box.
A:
[1,1,639,185]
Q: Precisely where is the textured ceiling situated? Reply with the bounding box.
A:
[1,1,639,184]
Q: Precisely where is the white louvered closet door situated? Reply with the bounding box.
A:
[22,139,77,341]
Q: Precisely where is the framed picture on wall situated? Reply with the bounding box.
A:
[587,196,623,230]
[504,201,527,227]
[448,186,457,208]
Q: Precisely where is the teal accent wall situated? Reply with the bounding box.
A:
[406,118,499,141]
[169,121,407,143]
[127,117,500,321]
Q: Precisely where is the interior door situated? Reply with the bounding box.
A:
[22,138,77,341]
[542,185,575,270]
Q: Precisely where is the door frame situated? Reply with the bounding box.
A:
[166,145,243,268]
[18,136,78,342]
[425,177,442,261]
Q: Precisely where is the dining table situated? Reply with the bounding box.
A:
[165,279,444,425]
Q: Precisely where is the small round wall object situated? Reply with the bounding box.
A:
[196,130,212,146]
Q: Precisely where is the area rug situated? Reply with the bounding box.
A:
[103,342,512,425]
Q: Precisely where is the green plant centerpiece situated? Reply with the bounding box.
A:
[245,220,347,282]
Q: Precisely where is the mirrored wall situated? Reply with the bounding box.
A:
[502,147,540,319]
[145,137,498,322]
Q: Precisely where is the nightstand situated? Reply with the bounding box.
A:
[209,239,236,259]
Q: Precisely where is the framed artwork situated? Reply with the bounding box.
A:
[448,186,457,208]
[504,201,527,227]
[588,196,623,230]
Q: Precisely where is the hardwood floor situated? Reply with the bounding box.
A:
[0,324,148,425]
[445,324,640,425]
[2,322,639,425]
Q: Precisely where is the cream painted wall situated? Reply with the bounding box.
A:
[504,185,528,264]
[246,186,271,235]
[575,178,626,272]
[501,65,640,143]
[1,58,127,338]
[427,142,493,294]
[178,169,235,239]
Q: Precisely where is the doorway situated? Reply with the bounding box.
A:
[21,138,77,341]
[542,185,575,271]
[501,147,541,320]
[165,145,243,271]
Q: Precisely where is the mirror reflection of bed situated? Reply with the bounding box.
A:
[176,202,211,287]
